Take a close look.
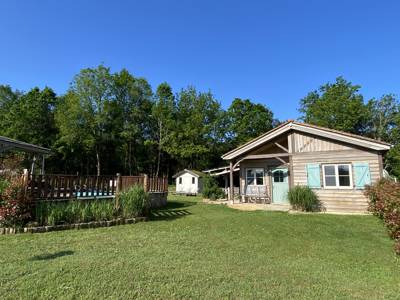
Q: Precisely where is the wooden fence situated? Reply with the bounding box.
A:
[26,174,168,201]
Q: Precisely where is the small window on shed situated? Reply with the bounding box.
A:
[192,177,195,184]
[179,177,182,184]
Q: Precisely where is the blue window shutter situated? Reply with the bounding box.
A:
[354,163,371,189]
[306,164,321,188]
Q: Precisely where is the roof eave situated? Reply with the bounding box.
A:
[222,122,392,160]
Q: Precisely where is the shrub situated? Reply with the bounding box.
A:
[288,185,321,212]
[202,175,225,200]
[0,178,9,196]
[395,240,400,256]
[118,185,150,218]
[0,176,31,227]
[365,179,400,255]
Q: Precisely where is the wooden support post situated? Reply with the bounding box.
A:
[144,174,149,192]
[274,142,289,153]
[41,155,45,175]
[115,173,121,209]
[31,155,36,175]
[229,161,234,203]
[224,174,228,198]
[288,132,295,188]
[116,173,121,193]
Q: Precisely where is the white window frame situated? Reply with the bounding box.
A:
[246,168,265,186]
[192,177,195,184]
[322,164,353,189]
[179,177,182,185]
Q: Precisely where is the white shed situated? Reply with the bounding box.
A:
[172,169,205,195]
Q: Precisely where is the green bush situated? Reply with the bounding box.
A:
[288,185,322,212]
[202,175,225,200]
[117,185,150,218]
[365,179,400,255]
[0,178,9,197]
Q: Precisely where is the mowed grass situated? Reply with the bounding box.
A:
[1,194,400,299]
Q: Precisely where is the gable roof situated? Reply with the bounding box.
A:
[222,120,392,160]
[172,169,206,178]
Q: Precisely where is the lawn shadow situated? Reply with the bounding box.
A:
[163,200,197,209]
[29,250,74,261]
[150,209,192,222]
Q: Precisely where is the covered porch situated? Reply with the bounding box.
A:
[222,130,295,205]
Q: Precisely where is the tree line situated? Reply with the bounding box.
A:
[0,66,399,178]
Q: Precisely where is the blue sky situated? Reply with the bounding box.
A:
[1,0,399,120]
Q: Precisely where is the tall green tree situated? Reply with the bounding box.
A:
[112,69,153,175]
[367,95,400,177]
[152,83,175,177]
[299,77,369,134]
[56,65,115,175]
[165,87,223,170]
[2,87,57,148]
[226,98,275,146]
[366,94,399,142]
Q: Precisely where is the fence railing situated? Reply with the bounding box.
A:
[26,174,168,201]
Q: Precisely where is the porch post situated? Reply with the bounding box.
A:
[224,174,228,198]
[40,155,45,175]
[229,160,234,203]
[288,132,295,188]
[31,155,36,175]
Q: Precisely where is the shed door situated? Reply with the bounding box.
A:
[272,168,289,204]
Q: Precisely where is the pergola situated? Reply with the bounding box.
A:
[0,136,51,174]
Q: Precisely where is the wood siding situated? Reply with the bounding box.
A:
[292,149,381,213]
[236,130,384,213]
[293,131,353,153]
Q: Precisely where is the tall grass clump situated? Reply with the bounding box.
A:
[118,185,150,218]
[33,200,116,226]
[202,175,225,200]
[288,185,322,212]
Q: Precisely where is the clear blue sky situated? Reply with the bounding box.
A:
[1,0,399,120]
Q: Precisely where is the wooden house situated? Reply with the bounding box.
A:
[222,121,391,213]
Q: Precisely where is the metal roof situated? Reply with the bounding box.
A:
[0,136,51,155]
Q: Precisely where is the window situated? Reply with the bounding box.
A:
[179,177,182,184]
[322,164,352,188]
[273,170,285,183]
[192,177,195,184]
[246,168,264,186]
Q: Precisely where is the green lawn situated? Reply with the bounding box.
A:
[1,194,399,299]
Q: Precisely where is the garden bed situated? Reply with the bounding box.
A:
[0,216,147,234]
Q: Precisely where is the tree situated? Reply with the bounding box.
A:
[1,87,57,148]
[299,77,369,134]
[366,94,399,142]
[165,87,223,170]
[112,69,153,175]
[152,83,175,177]
[226,98,275,146]
[56,65,114,175]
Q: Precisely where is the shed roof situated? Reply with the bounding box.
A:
[0,136,51,155]
[222,120,392,160]
[172,169,206,178]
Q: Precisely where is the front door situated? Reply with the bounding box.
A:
[272,168,289,204]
